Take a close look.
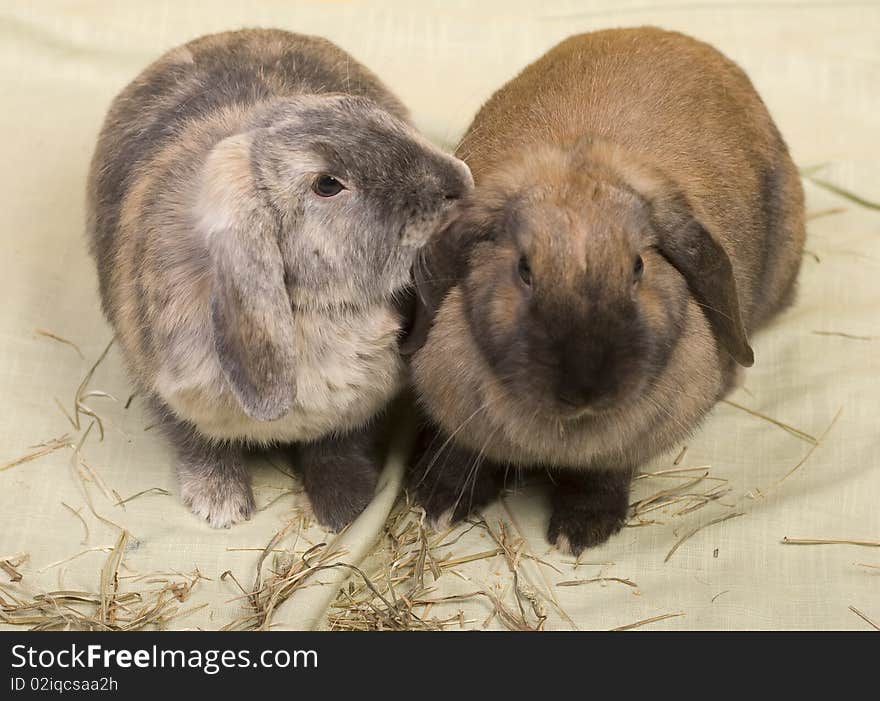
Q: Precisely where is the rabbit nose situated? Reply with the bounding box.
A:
[557,383,607,415]
[557,346,617,414]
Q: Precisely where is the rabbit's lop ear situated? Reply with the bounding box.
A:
[402,211,488,356]
[197,134,297,421]
[650,191,754,367]
[402,220,461,356]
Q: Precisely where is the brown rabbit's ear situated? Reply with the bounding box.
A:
[197,134,297,420]
[650,191,754,367]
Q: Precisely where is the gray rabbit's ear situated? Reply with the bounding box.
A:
[650,191,754,367]
[197,134,297,421]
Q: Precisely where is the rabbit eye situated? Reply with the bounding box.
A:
[517,256,532,287]
[313,175,344,197]
[633,255,644,282]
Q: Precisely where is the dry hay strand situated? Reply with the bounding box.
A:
[114,488,170,507]
[1,554,29,583]
[71,338,115,441]
[35,328,84,358]
[557,577,638,589]
[498,498,575,628]
[0,532,205,630]
[664,512,745,563]
[221,516,348,631]
[721,399,817,444]
[848,606,880,631]
[1,434,73,472]
[61,502,90,545]
[67,422,127,536]
[38,547,114,573]
[256,488,300,513]
[327,501,478,631]
[479,517,548,630]
[1,422,122,536]
[805,207,846,221]
[802,174,880,211]
[781,537,880,548]
[611,611,685,631]
[628,466,732,526]
[2,340,122,538]
[752,407,843,498]
[798,163,880,210]
[326,499,549,631]
[811,330,877,341]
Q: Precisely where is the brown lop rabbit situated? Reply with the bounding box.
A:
[86,29,472,530]
[407,27,805,554]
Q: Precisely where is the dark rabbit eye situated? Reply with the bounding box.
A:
[633,255,644,281]
[313,175,344,197]
[517,256,532,287]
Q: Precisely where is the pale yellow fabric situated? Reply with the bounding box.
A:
[0,0,878,631]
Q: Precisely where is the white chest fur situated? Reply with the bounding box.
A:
[158,303,404,444]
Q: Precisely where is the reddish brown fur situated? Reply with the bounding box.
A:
[458,28,804,324]
[409,28,805,554]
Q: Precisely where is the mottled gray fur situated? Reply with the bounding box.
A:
[86,29,472,528]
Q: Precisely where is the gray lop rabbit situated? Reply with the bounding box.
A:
[86,29,472,529]
[407,28,805,554]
